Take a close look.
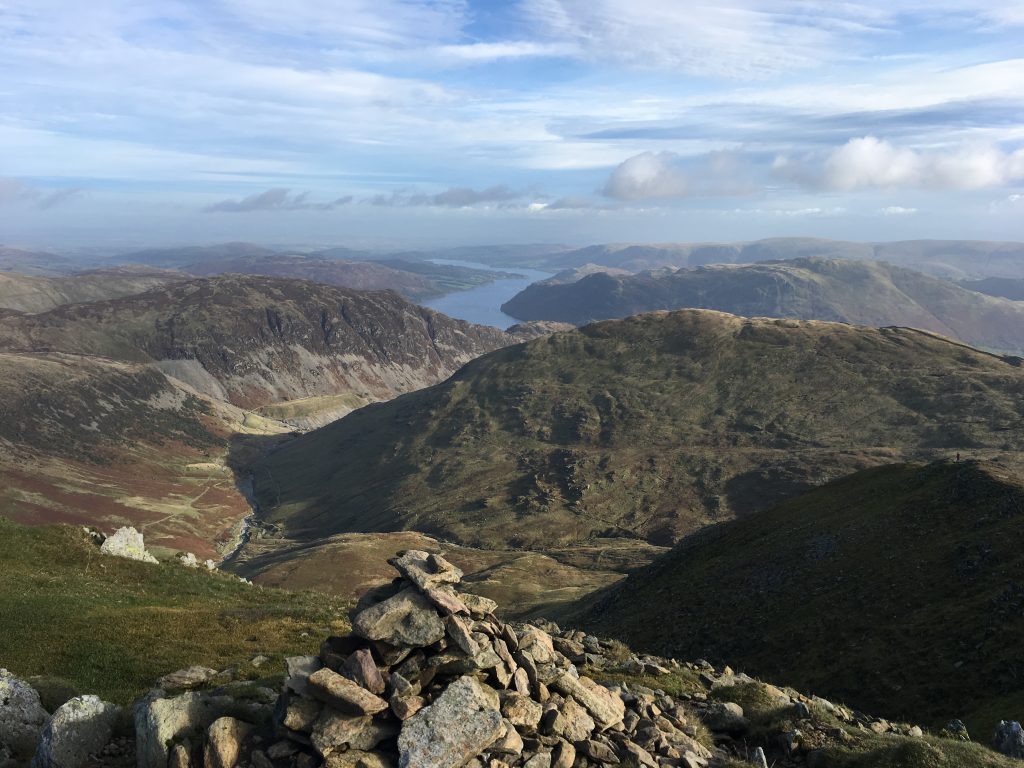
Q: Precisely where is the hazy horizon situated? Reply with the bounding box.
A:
[2,1,1023,247]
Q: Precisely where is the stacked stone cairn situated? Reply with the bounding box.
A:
[269,550,716,768]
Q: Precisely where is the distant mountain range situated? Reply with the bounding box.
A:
[0,267,185,313]
[502,257,1024,355]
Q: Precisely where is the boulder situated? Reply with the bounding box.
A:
[32,695,120,768]
[353,587,446,648]
[703,702,748,733]
[134,691,240,768]
[99,526,158,563]
[993,720,1024,759]
[203,717,253,768]
[0,669,49,764]
[312,711,398,756]
[397,676,503,768]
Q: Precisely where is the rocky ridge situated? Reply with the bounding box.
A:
[4,550,1024,767]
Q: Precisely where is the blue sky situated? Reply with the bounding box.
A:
[1,0,1023,248]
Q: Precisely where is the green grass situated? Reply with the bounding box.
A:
[814,736,1018,767]
[579,461,1024,737]
[0,518,349,704]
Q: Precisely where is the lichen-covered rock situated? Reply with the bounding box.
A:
[134,691,247,768]
[549,672,624,730]
[32,695,120,768]
[99,526,158,564]
[0,670,49,764]
[352,587,446,647]
[307,669,389,716]
[397,676,503,768]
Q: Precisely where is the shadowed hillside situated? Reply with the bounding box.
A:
[502,258,1024,355]
[0,274,525,427]
[250,310,1024,558]
[574,460,1024,735]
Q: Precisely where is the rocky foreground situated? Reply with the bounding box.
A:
[3,550,1024,768]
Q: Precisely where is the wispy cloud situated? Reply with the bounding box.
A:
[0,177,85,209]
[204,189,353,213]
[368,185,524,207]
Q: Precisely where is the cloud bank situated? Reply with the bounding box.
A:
[204,189,353,212]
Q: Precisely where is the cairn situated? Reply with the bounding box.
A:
[268,550,715,768]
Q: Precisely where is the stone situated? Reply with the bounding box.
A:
[313,711,399,756]
[99,526,158,563]
[280,694,322,733]
[501,692,543,729]
[993,720,1024,759]
[549,673,625,731]
[324,750,397,768]
[518,628,557,665]
[489,720,524,756]
[445,615,480,656]
[388,550,463,592]
[157,666,219,692]
[307,668,389,715]
[423,585,470,616]
[391,695,426,721]
[284,655,323,696]
[462,593,497,618]
[32,695,120,768]
[551,740,575,768]
[577,739,619,764]
[203,716,253,768]
[353,587,446,647]
[134,691,239,768]
[167,742,192,768]
[703,702,748,733]
[341,649,386,695]
[545,696,595,742]
[522,753,552,768]
[0,669,49,763]
[397,676,503,768]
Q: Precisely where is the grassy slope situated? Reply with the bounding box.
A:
[501,258,1024,355]
[252,311,1024,554]
[0,518,347,703]
[0,268,184,314]
[575,461,1024,735]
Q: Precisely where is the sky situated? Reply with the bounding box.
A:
[1,0,1023,249]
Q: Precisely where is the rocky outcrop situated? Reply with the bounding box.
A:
[99,527,158,564]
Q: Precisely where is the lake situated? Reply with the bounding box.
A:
[423,259,552,329]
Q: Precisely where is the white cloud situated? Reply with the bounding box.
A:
[603,150,759,199]
[819,137,1024,191]
[881,205,918,215]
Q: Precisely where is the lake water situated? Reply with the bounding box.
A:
[423,259,552,329]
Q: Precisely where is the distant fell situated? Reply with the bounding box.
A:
[502,257,1024,355]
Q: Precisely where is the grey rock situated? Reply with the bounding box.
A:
[549,673,624,730]
[397,676,503,768]
[204,717,253,768]
[388,550,463,592]
[32,695,120,768]
[0,669,49,763]
[993,720,1024,759]
[156,666,219,692]
[353,587,446,647]
[307,668,389,715]
[99,526,158,563]
[134,691,240,768]
[703,702,748,733]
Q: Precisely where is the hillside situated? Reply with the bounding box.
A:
[536,238,1024,279]
[249,310,1024,558]
[0,274,521,427]
[0,350,286,557]
[0,246,78,276]
[0,267,185,313]
[961,277,1024,302]
[575,460,1024,736]
[501,258,1024,355]
[0,518,345,703]
[182,253,519,302]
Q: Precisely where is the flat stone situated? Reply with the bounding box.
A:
[312,711,398,756]
[549,673,624,731]
[388,550,463,592]
[353,587,446,648]
[307,668,389,715]
[461,593,498,619]
[397,676,503,768]
[156,666,219,692]
[325,750,398,768]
